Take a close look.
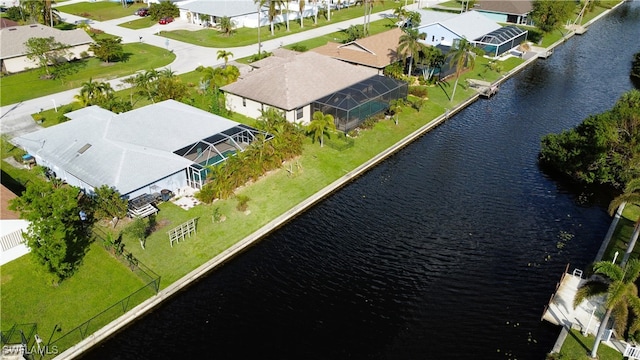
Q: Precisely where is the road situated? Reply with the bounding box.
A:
[0,2,427,137]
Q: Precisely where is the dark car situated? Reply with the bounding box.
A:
[135,8,149,16]
[158,17,174,25]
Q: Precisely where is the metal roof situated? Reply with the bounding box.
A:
[12,101,251,195]
[182,0,257,17]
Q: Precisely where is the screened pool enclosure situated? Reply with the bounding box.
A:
[173,124,272,189]
[475,26,528,57]
[312,75,408,133]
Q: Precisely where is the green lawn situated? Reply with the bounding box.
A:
[56,1,146,21]
[0,242,155,355]
[118,17,156,30]
[553,329,623,360]
[602,204,640,263]
[0,43,175,106]
[159,3,400,48]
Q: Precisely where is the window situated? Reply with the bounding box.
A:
[242,98,246,107]
[432,35,435,42]
[296,108,303,120]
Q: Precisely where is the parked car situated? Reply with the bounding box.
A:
[158,17,174,25]
[134,8,149,16]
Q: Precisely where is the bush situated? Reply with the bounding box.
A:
[409,85,429,98]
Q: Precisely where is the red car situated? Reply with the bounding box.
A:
[159,17,174,25]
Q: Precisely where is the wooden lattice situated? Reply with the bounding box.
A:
[167,218,197,247]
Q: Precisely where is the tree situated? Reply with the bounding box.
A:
[74,78,113,107]
[393,6,408,26]
[531,0,576,33]
[299,0,306,28]
[21,0,60,26]
[156,68,189,102]
[307,111,336,147]
[148,1,179,21]
[362,0,384,36]
[539,89,640,189]
[609,179,640,268]
[255,0,285,36]
[344,24,365,43]
[448,38,479,102]
[8,181,92,284]
[124,69,159,103]
[24,37,70,78]
[397,28,426,77]
[92,185,128,227]
[217,50,234,66]
[574,260,640,358]
[127,217,149,249]
[631,52,640,82]
[417,45,444,82]
[218,16,235,36]
[89,37,124,63]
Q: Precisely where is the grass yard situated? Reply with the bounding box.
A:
[159,3,399,48]
[0,242,155,355]
[118,17,156,30]
[602,204,640,264]
[554,329,623,360]
[0,44,175,106]
[56,1,147,22]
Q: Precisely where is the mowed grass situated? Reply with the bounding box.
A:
[119,16,157,30]
[0,43,175,106]
[603,204,640,263]
[159,3,399,48]
[56,1,146,21]
[557,329,623,360]
[0,242,154,352]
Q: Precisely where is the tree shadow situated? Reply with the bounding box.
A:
[438,80,451,101]
[120,52,132,63]
[566,329,591,355]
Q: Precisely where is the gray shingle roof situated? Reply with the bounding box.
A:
[13,100,245,195]
[475,0,533,16]
[0,24,94,60]
[221,51,376,110]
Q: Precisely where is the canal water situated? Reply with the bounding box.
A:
[87,3,640,359]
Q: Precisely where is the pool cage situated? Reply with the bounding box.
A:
[173,124,272,189]
[312,75,408,133]
[474,26,528,58]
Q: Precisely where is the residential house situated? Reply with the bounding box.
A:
[312,27,404,75]
[12,100,270,199]
[0,184,30,266]
[221,49,408,132]
[473,0,533,25]
[0,24,94,74]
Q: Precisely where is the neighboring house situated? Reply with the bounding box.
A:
[417,10,502,47]
[0,184,30,266]
[178,0,317,29]
[12,100,270,199]
[221,49,408,132]
[473,0,533,25]
[0,18,19,29]
[417,10,527,57]
[312,27,404,75]
[0,24,94,74]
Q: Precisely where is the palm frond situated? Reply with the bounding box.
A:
[574,280,608,308]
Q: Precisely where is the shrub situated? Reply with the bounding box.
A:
[409,85,429,98]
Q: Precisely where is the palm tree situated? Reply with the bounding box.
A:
[217,50,234,67]
[363,0,383,36]
[74,78,112,107]
[218,16,234,36]
[393,5,408,26]
[574,259,640,358]
[448,37,477,102]
[307,111,336,147]
[299,0,306,28]
[255,0,285,36]
[397,28,426,77]
[609,178,640,268]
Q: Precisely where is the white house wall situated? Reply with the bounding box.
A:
[125,170,187,199]
[3,44,92,74]
[418,24,459,47]
[226,93,313,125]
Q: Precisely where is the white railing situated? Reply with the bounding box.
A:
[624,344,640,359]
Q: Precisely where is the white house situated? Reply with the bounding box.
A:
[417,10,502,47]
[12,101,270,199]
[0,24,94,74]
[473,0,533,25]
[0,185,30,266]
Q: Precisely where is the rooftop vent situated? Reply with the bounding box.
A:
[77,143,92,154]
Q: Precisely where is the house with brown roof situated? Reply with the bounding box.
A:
[311,27,404,75]
[221,49,408,132]
[0,24,94,74]
[473,0,533,25]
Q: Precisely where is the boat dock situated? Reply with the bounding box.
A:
[466,79,499,98]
